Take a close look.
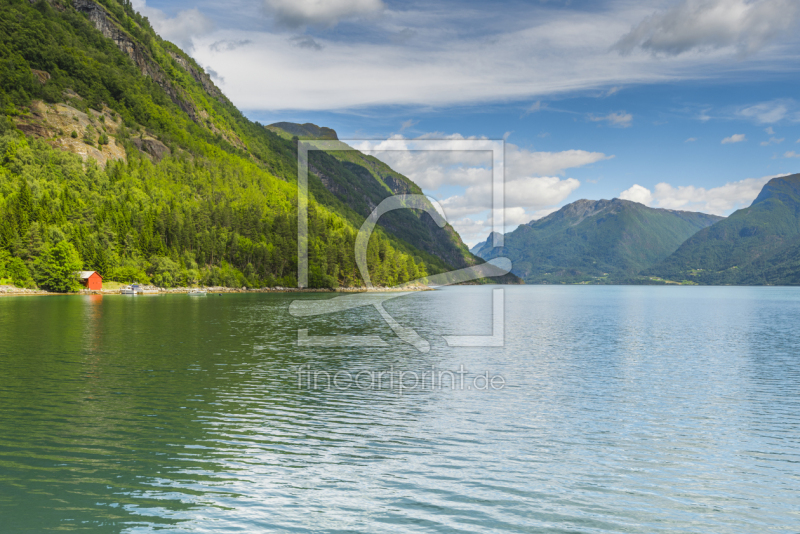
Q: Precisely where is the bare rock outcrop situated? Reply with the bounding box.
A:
[130,137,171,162]
[72,0,198,120]
[31,69,51,84]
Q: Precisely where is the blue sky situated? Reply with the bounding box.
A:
[133,0,800,245]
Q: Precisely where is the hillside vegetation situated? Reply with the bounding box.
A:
[0,0,486,291]
[475,198,722,284]
[646,174,800,285]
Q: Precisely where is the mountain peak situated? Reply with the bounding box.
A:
[470,231,503,257]
[480,197,721,282]
[532,198,640,228]
[751,173,800,207]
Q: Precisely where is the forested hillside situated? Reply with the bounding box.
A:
[474,198,722,284]
[646,174,800,285]
[0,0,485,291]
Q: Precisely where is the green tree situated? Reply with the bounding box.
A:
[34,241,83,292]
[6,257,35,288]
[148,255,180,287]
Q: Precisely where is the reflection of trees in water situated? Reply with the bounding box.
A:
[0,293,429,532]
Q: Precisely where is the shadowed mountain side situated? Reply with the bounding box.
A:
[268,122,505,274]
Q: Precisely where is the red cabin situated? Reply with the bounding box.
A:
[78,271,103,291]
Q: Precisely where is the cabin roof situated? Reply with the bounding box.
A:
[78,271,100,280]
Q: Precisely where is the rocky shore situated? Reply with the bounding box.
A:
[0,285,52,296]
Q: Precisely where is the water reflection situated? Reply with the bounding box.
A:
[0,288,798,533]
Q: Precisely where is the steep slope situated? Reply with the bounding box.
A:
[0,0,497,290]
[268,122,478,270]
[477,199,722,283]
[647,174,800,285]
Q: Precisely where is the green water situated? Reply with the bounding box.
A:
[1,287,799,532]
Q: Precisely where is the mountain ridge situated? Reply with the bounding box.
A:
[646,173,800,285]
[474,198,722,283]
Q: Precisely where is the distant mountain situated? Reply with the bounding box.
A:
[470,232,502,258]
[476,199,722,283]
[646,174,800,285]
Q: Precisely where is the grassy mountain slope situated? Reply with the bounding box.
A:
[477,198,722,283]
[0,0,486,290]
[646,174,800,285]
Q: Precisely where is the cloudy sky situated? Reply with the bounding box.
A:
[135,0,800,245]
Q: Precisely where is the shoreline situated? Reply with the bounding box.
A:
[0,285,434,297]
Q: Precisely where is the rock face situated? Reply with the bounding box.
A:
[130,137,171,162]
[72,0,198,119]
[31,69,51,84]
[15,101,127,166]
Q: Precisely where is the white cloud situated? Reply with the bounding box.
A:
[615,0,800,56]
[785,150,800,158]
[505,145,612,180]
[131,1,213,52]
[765,126,775,135]
[209,39,252,52]
[192,0,798,112]
[350,133,608,244]
[353,135,610,190]
[588,111,633,127]
[738,99,792,123]
[439,176,582,220]
[617,174,787,215]
[721,133,746,144]
[526,101,543,114]
[262,0,384,28]
[398,119,418,132]
[760,137,784,146]
[452,206,561,247]
[619,184,654,205]
[685,137,697,142]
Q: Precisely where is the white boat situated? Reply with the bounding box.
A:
[120,284,138,295]
[188,289,207,296]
